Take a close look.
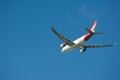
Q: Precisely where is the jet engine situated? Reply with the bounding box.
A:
[80,48,87,53]
[60,43,66,48]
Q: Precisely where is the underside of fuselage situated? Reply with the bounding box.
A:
[61,35,86,53]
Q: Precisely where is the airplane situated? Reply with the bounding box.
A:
[51,20,115,53]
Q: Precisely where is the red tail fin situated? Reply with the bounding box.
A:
[91,20,97,33]
[85,20,104,34]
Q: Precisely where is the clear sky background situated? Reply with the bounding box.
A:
[0,0,120,80]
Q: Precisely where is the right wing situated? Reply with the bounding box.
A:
[83,43,115,48]
[51,26,74,46]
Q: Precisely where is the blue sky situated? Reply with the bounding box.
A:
[0,0,120,80]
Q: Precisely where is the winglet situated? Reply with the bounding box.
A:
[51,26,54,31]
[51,26,58,34]
[113,42,117,46]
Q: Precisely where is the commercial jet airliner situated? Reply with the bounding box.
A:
[51,20,114,53]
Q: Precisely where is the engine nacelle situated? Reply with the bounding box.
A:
[60,43,66,48]
[80,48,86,53]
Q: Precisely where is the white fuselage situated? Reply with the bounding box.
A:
[62,35,86,53]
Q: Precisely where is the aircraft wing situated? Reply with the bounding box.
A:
[83,44,115,48]
[51,26,75,46]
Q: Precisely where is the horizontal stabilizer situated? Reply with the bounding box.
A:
[94,32,104,34]
[85,27,104,34]
[85,27,93,34]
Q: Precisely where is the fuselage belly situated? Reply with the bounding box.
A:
[62,35,86,53]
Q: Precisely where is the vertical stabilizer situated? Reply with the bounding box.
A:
[85,20,104,34]
[91,20,97,33]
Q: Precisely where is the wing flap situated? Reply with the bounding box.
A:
[51,26,74,46]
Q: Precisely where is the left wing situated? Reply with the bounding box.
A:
[51,26,75,46]
[83,44,115,48]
